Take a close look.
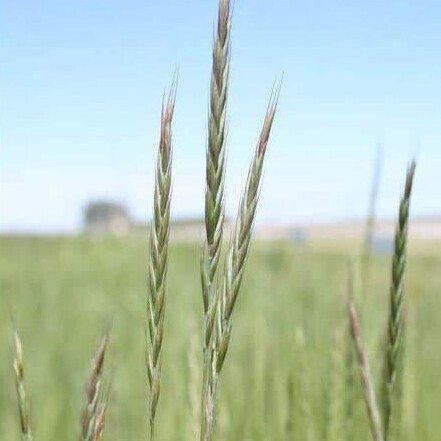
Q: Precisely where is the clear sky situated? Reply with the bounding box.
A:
[1,0,440,233]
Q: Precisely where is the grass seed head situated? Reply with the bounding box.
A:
[12,329,33,441]
[146,83,176,440]
[349,301,385,441]
[81,333,109,441]
[382,160,416,439]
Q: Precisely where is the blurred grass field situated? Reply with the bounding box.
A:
[0,235,440,440]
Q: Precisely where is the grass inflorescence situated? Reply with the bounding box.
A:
[200,1,231,438]
[146,85,176,440]
[12,329,33,441]
[7,2,432,441]
[199,2,279,440]
[80,332,109,441]
[381,160,416,439]
[350,161,416,441]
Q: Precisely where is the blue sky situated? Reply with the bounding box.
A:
[1,0,440,232]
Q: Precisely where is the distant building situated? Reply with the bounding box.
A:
[83,201,131,236]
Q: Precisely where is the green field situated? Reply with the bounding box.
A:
[1,236,440,440]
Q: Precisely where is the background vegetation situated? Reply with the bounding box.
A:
[0,235,439,440]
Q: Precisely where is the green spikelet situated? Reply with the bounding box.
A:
[216,97,278,375]
[80,333,109,441]
[201,0,231,354]
[200,1,231,439]
[12,329,33,441]
[146,85,175,440]
[382,161,416,440]
[349,301,384,441]
[200,93,278,441]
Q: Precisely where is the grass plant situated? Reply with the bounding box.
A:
[350,161,416,441]
[12,329,33,441]
[146,85,176,440]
